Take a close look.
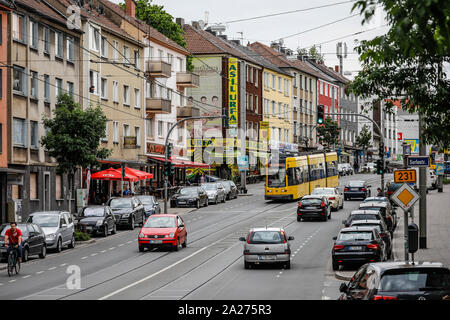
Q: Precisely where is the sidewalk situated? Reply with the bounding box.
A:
[392,184,450,266]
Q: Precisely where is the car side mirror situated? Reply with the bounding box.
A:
[179,224,184,228]
[62,224,67,228]
[333,236,337,240]
[239,237,246,242]
[339,283,348,293]
[288,236,294,241]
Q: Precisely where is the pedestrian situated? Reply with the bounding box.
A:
[200,174,205,184]
[354,162,359,174]
[377,187,384,197]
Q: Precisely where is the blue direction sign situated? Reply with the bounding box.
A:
[407,156,429,167]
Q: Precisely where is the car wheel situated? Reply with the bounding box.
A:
[340,201,344,210]
[23,248,29,262]
[39,245,46,259]
[285,261,291,270]
[297,216,301,222]
[196,200,200,209]
[332,261,339,271]
[182,236,187,248]
[244,261,251,269]
[68,235,75,249]
[56,238,62,253]
[129,216,135,230]
[139,245,145,252]
[103,225,108,237]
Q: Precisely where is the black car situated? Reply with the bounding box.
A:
[297,195,331,222]
[76,206,117,237]
[338,262,450,300]
[0,223,46,262]
[350,219,392,260]
[220,180,238,200]
[332,226,386,270]
[170,187,208,209]
[344,180,371,200]
[362,197,398,229]
[107,197,145,230]
[343,210,384,228]
[136,195,161,218]
[359,202,395,234]
[386,181,402,205]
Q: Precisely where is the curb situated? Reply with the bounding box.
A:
[75,239,96,245]
[238,193,254,197]
[334,271,352,281]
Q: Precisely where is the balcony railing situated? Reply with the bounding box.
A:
[146,97,171,115]
[145,60,172,78]
[177,106,200,119]
[176,72,200,88]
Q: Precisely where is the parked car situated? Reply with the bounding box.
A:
[170,186,208,209]
[344,180,371,200]
[411,168,435,191]
[239,227,294,269]
[219,180,238,200]
[27,211,75,253]
[107,197,145,230]
[338,164,346,176]
[429,169,437,189]
[138,214,187,252]
[0,223,46,262]
[338,262,450,300]
[386,180,403,205]
[342,163,354,175]
[362,197,398,229]
[311,187,344,211]
[361,162,376,173]
[350,219,392,260]
[201,182,226,204]
[76,205,116,237]
[297,195,331,222]
[332,226,386,271]
[136,195,161,217]
[343,210,384,228]
[359,202,395,235]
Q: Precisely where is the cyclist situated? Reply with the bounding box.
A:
[4,222,23,263]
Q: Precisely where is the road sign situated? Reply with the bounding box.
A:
[436,163,445,176]
[394,169,417,183]
[391,183,420,211]
[407,156,429,167]
[237,155,249,171]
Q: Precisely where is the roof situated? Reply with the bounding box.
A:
[288,59,331,81]
[363,197,388,202]
[305,59,350,84]
[249,42,295,69]
[340,226,376,232]
[301,195,325,199]
[350,220,382,225]
[99,0,189,55]
[369,261,448,273]
[350,210,381,215]
[360,202,388,208]
[250,227,285,232]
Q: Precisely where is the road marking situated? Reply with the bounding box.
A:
[59,263,67,267]
[22,275,31,279]
[36,271,44,275]
[48,267,56,271]
[100,250,107,253]
[126,241,133,244]
[81,256,88,260]
[91,253,98,256]
[118,244,124,247]
[9,279,16,283]
[108,247,115,250]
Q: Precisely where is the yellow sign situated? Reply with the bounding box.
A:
[228,58,238,128]
[397,189,415,207]
[394,169,417,183]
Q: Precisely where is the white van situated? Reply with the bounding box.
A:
[411,168,437,191]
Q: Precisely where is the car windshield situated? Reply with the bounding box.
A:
[352,224,381,233]
[312,189,333,195]
[248,231,285,244]
[178,188,198,195]
[137,197,154,205]
[338,231,373,241]
[380,269,450,292]
[363,197,387,203]
[0,225,28,236]
[109,198,132,209]
[267,166,286,188]
[82,207,104,217]
[301,199,323,205]
[350,214,380,221]
[349,181,364,187]
[27,215,59,227]
[144,216,176,228]
[201,184,217,191]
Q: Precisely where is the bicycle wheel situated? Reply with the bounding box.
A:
[15,259,20,274]
[7,253,14,277]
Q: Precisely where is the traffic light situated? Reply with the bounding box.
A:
[222,107,229,129]
[379,144,384,158]
[164,162,170,177]
[376,159,384,175]
[317,105,325,124]
[167,143,173,160]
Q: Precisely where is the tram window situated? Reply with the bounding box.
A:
[268,167,286,188]
[287,167,301,186]
[303,168,309,182]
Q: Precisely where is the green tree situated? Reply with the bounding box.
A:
[296,45,324,62]
[41,94,112,212]
[356,124,372,161]
[347,0,450,147]
[317,117,341,148]
[122,0,194,71]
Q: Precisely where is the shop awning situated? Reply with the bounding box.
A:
[148,156,210,168]
[124,167,153,180]
[91,168,139,182]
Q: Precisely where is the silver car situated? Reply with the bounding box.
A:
[239,227,294,269]
[27,211,75,252]
[201,182,226,204]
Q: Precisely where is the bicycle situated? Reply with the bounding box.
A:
[6,245,20,277]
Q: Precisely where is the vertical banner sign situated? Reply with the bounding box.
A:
[228,58,238,129]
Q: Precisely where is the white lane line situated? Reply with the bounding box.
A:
[81,256,88,260]
[48,267,56,271]
[91,253,98,257]
[59,263,67,267]
[0,283,3,286]
[22,275,31,279]
[9,279,16,283]
[126,241,133,244]
[118,244,124,247]
[100,250,107,253]
[108,247,115,250]
[36,271,44,275]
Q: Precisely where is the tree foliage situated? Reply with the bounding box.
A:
[40,94,112,175]
[317,117,341,148]
[356,124,373,159]
[297,45,324,62]
[347,0,450,147]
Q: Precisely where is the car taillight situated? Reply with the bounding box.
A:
[344,188,349,192]
[247,232,252,244]
[361,188,367,192]
[329,197,336,200]
[298,201,302,208]
[367,244,379,250]
[284,248,291,254]
[320,201,326,207]
[387,191,393,196]
[333,245,345,250]
[243,249,250,255]
[373,295,398,300]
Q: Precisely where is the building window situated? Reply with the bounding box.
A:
[12,13,26,43]
[293,73,297,87]
[113,121,119,143]
[134,50,140,69]
[177,123,183,142]
[43,27,50,53]
[90,26,100,52]
[278,77,282,92]
[101,78,108,99]
[44,75,50,102]
[123,85,130,105]
[30,173,38,200]
[13,66,27,96]
[158,121,163,137]
[101,36,108,58]
[123,46,130,65]
[254,95,258,112]
[272,101,276,115]
[113,81,119,102]
[29,20,38,49]
[309,78,312,92]
[89,71,99,95]
[55,78,63,99]
[30,121,38,148]
[146,119,153,138]
[55,32,63,58]
[67,36,74,62]
[272,75,276,90]
[30,71,38,99]
[101,122,108,142]
[300,75,303,89]
[134,88,140,108]
[67,82,74,98]
[56,175,62,199]
[135,126,140,147]
[13,118,26,147]
[113,40,119,61]
[279,102,282,117]
[123,124,130,138]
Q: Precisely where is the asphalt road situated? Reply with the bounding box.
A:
[0,173,391,300]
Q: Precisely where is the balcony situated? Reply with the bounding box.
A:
[146,97,172,115]
[176,72,200,88]
[177,106,200,119]
[145,60,172,78]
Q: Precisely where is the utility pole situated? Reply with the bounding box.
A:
[418,114,427,248]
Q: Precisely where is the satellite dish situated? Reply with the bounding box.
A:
[198,20,205,29]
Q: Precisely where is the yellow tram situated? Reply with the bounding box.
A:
[265,151,339,201]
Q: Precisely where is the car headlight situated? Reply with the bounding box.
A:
[122,213,130,218]
[96,220,104,226]
[165,233,175,238]
[46,233,56,240]
[139,233,146,238]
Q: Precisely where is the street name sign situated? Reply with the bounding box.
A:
[391,183,420,211]
[407,156,429,167]
[394,169,417,183]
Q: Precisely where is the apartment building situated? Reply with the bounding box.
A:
[5,0,83,219]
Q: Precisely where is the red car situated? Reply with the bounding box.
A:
[138,214,187,252]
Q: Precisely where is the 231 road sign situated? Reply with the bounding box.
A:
[394,169,417,183]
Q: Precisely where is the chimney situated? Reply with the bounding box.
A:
[335,65,339,73]
[270,41,281,52]
[176,18,185,27]
[126,0,135,18]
